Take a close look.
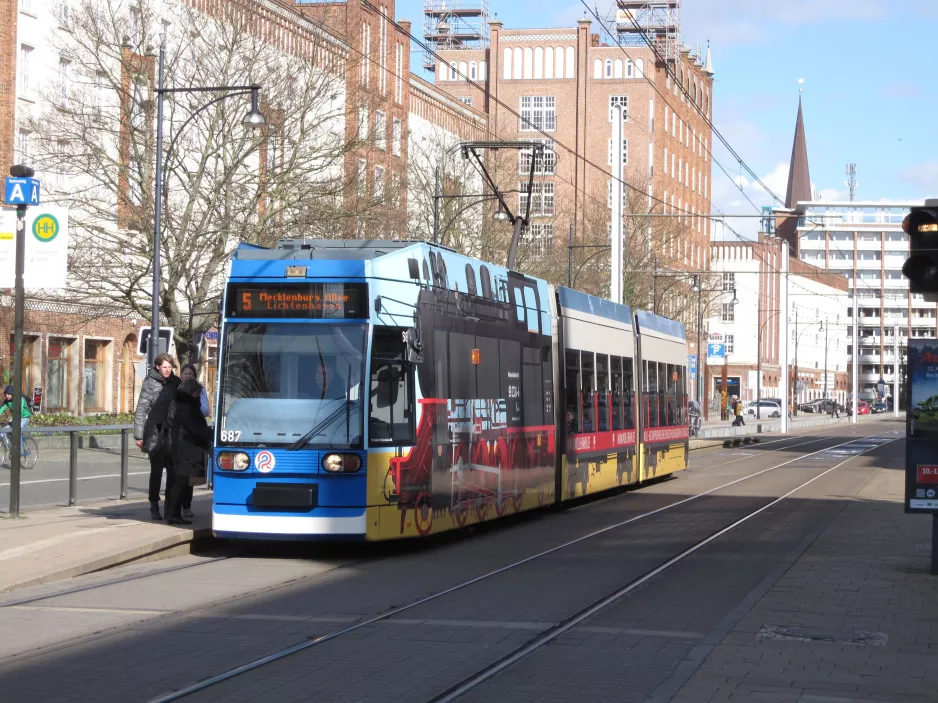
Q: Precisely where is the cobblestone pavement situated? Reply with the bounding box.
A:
[0,419,924,703]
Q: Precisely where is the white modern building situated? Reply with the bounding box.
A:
[707,235,850,412]
[784,201,929,400]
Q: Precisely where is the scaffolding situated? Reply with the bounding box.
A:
[614,1,680,64]
[423,0,490,73]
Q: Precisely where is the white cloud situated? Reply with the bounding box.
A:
[900,161,938,196]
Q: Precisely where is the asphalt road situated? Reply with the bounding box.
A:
[0,417,911,703]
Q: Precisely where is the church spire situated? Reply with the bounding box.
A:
[785,95,811,208]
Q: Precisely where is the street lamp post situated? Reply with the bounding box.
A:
[149,41,266,365]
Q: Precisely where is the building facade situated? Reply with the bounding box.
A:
[788,201,929,400]
[708,235,850,412]
[430,12,715,279]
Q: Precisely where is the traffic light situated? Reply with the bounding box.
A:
[902,201,938,293]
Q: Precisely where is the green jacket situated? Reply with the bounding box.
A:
[1,396,31,419]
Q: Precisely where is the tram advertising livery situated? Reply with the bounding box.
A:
[211,240,688,541]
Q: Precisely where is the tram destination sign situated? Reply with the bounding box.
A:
[227,282,367,319]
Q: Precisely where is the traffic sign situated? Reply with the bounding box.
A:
[4,177,40,206]
[707,342,725,363]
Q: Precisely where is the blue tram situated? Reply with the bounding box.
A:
[211,240,688,540]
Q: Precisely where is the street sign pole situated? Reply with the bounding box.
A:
[8,203,26,518]
[5,165,38,519]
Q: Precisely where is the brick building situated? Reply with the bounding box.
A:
[430,10,715,282]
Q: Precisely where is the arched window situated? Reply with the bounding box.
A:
[625,59,633,77]
[465,264,478,296]
[555,47,564,78]
[565,47,574,77]
[545,47,554,79]
[636,58,644,77]
[513,48,522,79]
[613,59,623,78]
[480,265,493,299]
[449,62,457,80]
[605,59,612,78]
[503,47,512,79]
[480,61,487,79]
[592,58,601,79]
[523,47,533,79]
[438,61,447,81]
[469,61,477,80]
[534,47,543,79]
[693,78,698,104]
[458,61,467,80]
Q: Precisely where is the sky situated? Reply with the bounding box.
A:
[395,0,938,238]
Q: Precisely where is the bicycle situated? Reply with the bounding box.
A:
[0,424,39,469]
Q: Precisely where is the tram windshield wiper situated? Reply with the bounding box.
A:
[287,399,358,451]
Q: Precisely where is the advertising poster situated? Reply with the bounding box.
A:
[905,339,938,513]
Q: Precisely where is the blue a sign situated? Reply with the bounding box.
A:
[4,177,40,206]
[707,343,725,362]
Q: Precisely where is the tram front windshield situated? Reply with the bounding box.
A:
[218,323,366,449]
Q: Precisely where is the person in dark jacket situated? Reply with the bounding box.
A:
[165,378,213,525]
[133,353,180,520]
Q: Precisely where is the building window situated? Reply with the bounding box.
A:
[607,181,627,210]
[721,303,735,323]
[18,45,32,93]
[392,118,402,157]
[527,223,553,258]
[375,110,386,150]
[609,95,628,122]
[47,338,72,411]
[605,59,612,78]
[356,159,367,197]
[58,57,71,101]
[519,96,556,132]
[9,335,38,396]
[607,138,628,166]
[469,61,477,79]
[358,106,368,138]
[519,181,554,217]
[458,96,473,106]
[449,61,457,80]
[725,335,734,354]
[391,172,401,207]
[83,341,107,412]
[519,139,556,175]
[722,272,734,291]
[15,130,30,163]
[374,166,385,198]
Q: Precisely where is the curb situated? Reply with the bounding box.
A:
[0,526,214,594]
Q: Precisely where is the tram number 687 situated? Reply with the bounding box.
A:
[220,430,242,442]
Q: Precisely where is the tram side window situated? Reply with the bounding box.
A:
[658,362,668,427]
[596,354,609,432]
[565,350,581,434]
[611,355,623,431]
[644,360,658,428]
[369,328,415,446]
[581,352,595,433]
[623,357,635,430]
[665,363,677,426]
[465,265,478,296]
[480,265,493,299]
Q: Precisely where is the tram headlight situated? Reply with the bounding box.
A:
[218,451,250,471]
[322,453,363,473]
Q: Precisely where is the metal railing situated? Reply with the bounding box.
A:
[2,423,213,513]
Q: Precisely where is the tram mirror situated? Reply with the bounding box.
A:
[407,259,420,280]
[404,328,423,364]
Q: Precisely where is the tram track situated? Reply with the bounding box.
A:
[147,427,900,703]
[0,427,832,611]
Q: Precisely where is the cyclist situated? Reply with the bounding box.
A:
[0,384,32,452]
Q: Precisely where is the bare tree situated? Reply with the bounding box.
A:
[25,0,380,359]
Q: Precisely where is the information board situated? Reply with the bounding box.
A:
[226,282,367,319]
[905,339,938,512]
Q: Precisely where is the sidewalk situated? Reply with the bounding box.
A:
[668,446,938,702]
[0,492,212,593]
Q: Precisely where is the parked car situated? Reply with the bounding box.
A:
[871,400,888,414]
[856,401,871,415]
[745,400,782,418]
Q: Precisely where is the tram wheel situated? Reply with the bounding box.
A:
[414,492,433,536]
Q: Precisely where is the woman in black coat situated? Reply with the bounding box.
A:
[165,379,213,525]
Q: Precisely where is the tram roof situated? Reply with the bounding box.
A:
[232,239,455,261]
